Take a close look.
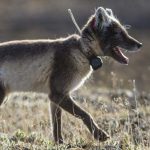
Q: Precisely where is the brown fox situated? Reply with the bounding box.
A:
[0,7,142,144]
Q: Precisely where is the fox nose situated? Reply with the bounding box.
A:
[137,43,142,48]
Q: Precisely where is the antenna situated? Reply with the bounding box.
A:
[68,9,82,35]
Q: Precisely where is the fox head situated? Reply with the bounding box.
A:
[81,7,142,65]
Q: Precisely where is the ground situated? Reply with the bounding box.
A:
[0,84,149,150]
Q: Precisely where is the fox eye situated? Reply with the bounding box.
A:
[113,30,119,35]
[114,27,122,35]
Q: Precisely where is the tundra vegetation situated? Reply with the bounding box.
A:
[0,77,149,149]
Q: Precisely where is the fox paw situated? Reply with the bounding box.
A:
[93,129,110,141]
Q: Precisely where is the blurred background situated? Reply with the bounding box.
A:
[0,0,149,92]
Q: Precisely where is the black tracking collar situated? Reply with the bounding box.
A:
[89,56,103,70]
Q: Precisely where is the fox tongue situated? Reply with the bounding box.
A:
[113,47,129,64]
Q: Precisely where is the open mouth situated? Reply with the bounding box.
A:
[112,46,129,64]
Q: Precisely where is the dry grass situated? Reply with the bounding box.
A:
[0,80,149,150]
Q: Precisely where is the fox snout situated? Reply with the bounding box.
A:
[125,35,142,51]
[137,42,143,49]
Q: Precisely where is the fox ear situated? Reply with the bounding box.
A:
[95,7,111,29]
[106,8,114,17]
